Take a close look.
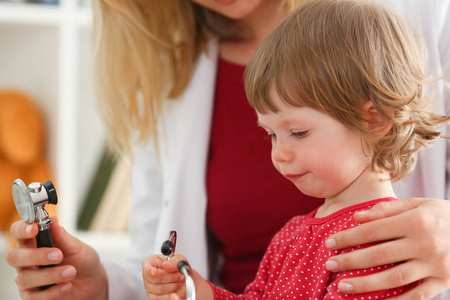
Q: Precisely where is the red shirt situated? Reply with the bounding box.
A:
[210,198,419,299]
[206,58,324,293]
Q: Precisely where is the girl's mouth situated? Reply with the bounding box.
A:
[284,173,306,181]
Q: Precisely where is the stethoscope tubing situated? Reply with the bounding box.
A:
[161,231,196,300]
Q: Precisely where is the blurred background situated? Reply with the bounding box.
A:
[0,0,130,298]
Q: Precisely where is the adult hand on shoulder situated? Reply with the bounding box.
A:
[7,216,108,300]
[324,198,450,299]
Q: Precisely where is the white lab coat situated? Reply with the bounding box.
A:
[104,1,450,299]
[104,39,220,300]
[384,0,450,201]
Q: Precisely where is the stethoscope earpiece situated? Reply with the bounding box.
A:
[161,240,174,256]
[161,230,177,259]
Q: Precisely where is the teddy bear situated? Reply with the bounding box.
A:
[0,89,57,245]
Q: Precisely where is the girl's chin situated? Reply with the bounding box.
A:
[295,186,322,199]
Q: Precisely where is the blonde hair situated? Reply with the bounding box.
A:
[245,0,449,181]
[94,0,304,154]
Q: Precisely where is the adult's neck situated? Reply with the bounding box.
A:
[219,2,287,65]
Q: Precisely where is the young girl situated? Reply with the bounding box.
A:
[142,0,449,299]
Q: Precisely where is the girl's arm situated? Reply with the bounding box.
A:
[150,223,288,300]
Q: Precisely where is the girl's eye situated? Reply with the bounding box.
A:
[291,131,307,138]
[265,133,277,140]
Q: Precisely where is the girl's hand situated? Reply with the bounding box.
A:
[7,216,108,300]
[325,198,450,299]
[142,254,186,299]
[142,254,214,300]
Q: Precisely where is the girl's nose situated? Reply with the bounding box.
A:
[272,140,294,163]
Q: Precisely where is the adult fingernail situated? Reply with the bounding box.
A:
[325,260,338,271]
[325,238,336,249]
[47,251,61,261]
[355,210,369,216]
[62,266,76,278]
[61,283,71,294]
[338,282,354,293]
[25,225,33,234]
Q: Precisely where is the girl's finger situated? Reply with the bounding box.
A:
[146,282,183,296]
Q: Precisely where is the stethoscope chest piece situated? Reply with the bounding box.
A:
[12,179,58,225]
[12,178,58,290]
[12,179,35,223]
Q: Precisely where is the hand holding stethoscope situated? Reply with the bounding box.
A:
[12,178,58,290]
[161,231,196,300]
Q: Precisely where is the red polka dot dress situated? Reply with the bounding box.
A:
[209,197,419,299]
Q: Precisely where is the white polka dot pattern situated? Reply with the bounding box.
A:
[210,198,419,299]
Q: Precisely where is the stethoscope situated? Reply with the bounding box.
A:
[12,178,58,290]
[161,231,196,300]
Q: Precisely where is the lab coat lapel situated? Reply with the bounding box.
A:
[156,39,219,278]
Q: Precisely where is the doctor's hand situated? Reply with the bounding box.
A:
[142,254,213,300]
[7,215,108,300]
[325,198,450,299]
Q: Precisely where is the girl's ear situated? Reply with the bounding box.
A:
[361,101,393,137]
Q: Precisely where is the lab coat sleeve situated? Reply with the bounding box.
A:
[438,2,450,298]
[441,1,450,201]
[431,3,450,299]
[127,140,163,275]
[105,140,163,300]
[103,261,146,300]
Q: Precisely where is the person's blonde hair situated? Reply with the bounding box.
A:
[94,0,303,154]
[245,0,449,181]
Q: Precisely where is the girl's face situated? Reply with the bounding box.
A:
[257,102,370,200]
[189,0,279,20]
